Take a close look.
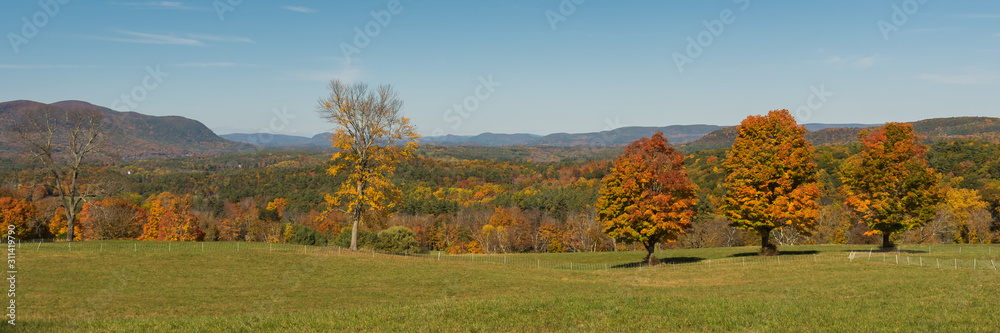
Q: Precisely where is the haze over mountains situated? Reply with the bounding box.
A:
[222,124,878,149]
[2,100,999,159]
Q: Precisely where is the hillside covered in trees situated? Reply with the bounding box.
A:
[0,100,252,159]
[3,133,999,253]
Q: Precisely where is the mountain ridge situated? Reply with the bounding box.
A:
[0,100,253,159]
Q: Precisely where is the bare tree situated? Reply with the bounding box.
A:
[13,106,107,242]
[316,80,419,251]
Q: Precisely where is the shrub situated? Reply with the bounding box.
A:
[333,229,378,248]
[377,226,418,253]
[283,223,331,246]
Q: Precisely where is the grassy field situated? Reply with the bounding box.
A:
[10,242,1000,332]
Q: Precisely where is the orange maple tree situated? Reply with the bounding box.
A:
[840,123,941,248]
[596,132,699,264]
[721,110,821,255]
[78,198,147,240]
[0,197,38,239]
[140,192,204,241]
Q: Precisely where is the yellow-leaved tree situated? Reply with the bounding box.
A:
[317,80,419,251]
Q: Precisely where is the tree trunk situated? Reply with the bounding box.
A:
[881,232,893,249]
[351,181,363,251]
[65,206,75,242]
[759,228,776,256]
[643,241,657,265]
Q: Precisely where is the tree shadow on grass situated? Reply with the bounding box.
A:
[611,256,703,269]
[728,250,819,258]
[836,248,928,254]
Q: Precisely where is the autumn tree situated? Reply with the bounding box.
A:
[140,192,203,242]
[721,110,821,255]
[316,80,419,251]
[0,197,39,239]
[841,123,941,249]
[13,106,108,241]
[941,188,990,243]
[78,198,147,240]
[597,132,699,264]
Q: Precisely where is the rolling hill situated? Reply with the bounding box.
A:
[681,117,1000,151]
[0,100,253,159]
[225,125,727,149]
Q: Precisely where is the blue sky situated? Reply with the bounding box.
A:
[1,1,998,137]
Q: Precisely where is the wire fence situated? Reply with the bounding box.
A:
[18,240,1000,273]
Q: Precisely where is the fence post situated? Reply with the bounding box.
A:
[920,257,923,267]
[169,242,171,252]
[974,259,977,270]
[270,243,272,253]
[895,255,898,265]
[69,242,71,252]
[134,243,136,252]
[437,252,440,261]
[955,259,958,269]
[937,258,940,268]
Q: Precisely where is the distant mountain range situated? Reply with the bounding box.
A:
[225,125,731,148]
[0,100,252,159]
[223,124,878,149]
[682,117,1000,151]
[3,100,999,160]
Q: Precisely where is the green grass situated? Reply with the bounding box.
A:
[10,242,1000,332]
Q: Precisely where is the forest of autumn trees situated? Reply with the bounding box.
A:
[3,110,1000,258]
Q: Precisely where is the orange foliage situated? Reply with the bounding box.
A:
[597,132,699,262]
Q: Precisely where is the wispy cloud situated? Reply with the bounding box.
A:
[918,68,999,85]
[283,6,317,13]
[824,55,879,69]
[0,64,96,69]
[108,1,205,10]
[170,62,257,68]
[83,30,254,46]
[186,33,254,44]
[84,30,203,45]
